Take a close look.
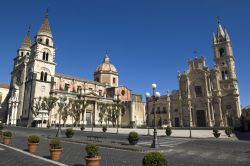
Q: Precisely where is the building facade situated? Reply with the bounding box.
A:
[6,13,145,127]
[0,84,9,122]
[147,22,241,128]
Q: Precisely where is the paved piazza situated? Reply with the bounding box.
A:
[0,126,250,166]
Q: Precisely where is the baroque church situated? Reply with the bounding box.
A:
[5,13,145,127]
[147,21,241,128]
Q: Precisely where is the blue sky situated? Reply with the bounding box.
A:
[0,0,249,107]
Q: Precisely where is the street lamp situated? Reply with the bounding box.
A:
[56,95,68,138]
[146,83,161,149]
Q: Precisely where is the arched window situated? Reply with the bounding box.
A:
[43,52,46,60]
[219,48,225,57]
[40,72,44,81]
[222,70,229,80]
[46,53,49,61]
[121,90,125,96]
[113,78,116,84]
[46,39,49,46]
[21,52,24,57]
[44,72,48,82]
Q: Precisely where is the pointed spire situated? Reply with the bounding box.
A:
[217,17,225,38]
[37,9,52,37]
[212,32,217,44]
[225,29,231,41]
[20,27,32,49]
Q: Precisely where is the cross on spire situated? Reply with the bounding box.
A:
[45,8,49,17]
[217,16,221,24]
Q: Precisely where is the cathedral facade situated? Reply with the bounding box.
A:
[147,22,241,128]
[6,13,145,127]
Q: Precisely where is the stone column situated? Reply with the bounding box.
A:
[210,101,215,126]
[167,96,171,127]
[7,101,12,125]
[218,97,224,127]
[207,100,212,127]
[178,98,183,127]
[188,100,193,127]
[94,101,98,125]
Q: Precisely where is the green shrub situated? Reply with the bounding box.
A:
[225,127,233,137]
[165,126,172,136]
[102,126,107,132]
[47,125,51,128]
[85,144,99,158]
[128,132,139,140]
[65,128,74,138]
[142,152,167,166]
[28,135,40,143]
[212,127,219,133]
[212,127,220,138]
[3,131,12,138]
[80,124,85,131]
[0,123,4,130]
[49,139,62,149]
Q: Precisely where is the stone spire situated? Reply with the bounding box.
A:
[217,20,225,38]
[20,28,32,49]
[225,29,231,41]
[212,32,217,44]
[37,11,52,37]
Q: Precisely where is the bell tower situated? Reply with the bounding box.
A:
[212,20,241,126]
[22,11,56,126]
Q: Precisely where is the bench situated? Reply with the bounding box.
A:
[87,136,106,142]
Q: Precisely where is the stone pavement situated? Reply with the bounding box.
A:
[1,126,250,166]
[61,127,234,139]
[0,144,59,166]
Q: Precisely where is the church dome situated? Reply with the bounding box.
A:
[95,54,118,74]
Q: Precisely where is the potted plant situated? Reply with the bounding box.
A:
[225,127,233,137]
[65,128,74,138]
[3,131,12,145]
[213,127,221,138]
[142,151,167,166]
[80,124,85,131]
[85,143,101,166]
[102,126,107,132]
[49,139,63,161]
[27,135,40,153]
[165,126,172,136]
[128,131,139,145]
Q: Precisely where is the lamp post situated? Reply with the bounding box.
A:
[146,83,161,149]
[146,96,150,136]
[56,95,68,138]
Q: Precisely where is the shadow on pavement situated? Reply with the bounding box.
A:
[235,131,250,140]
[73,164,85,166]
